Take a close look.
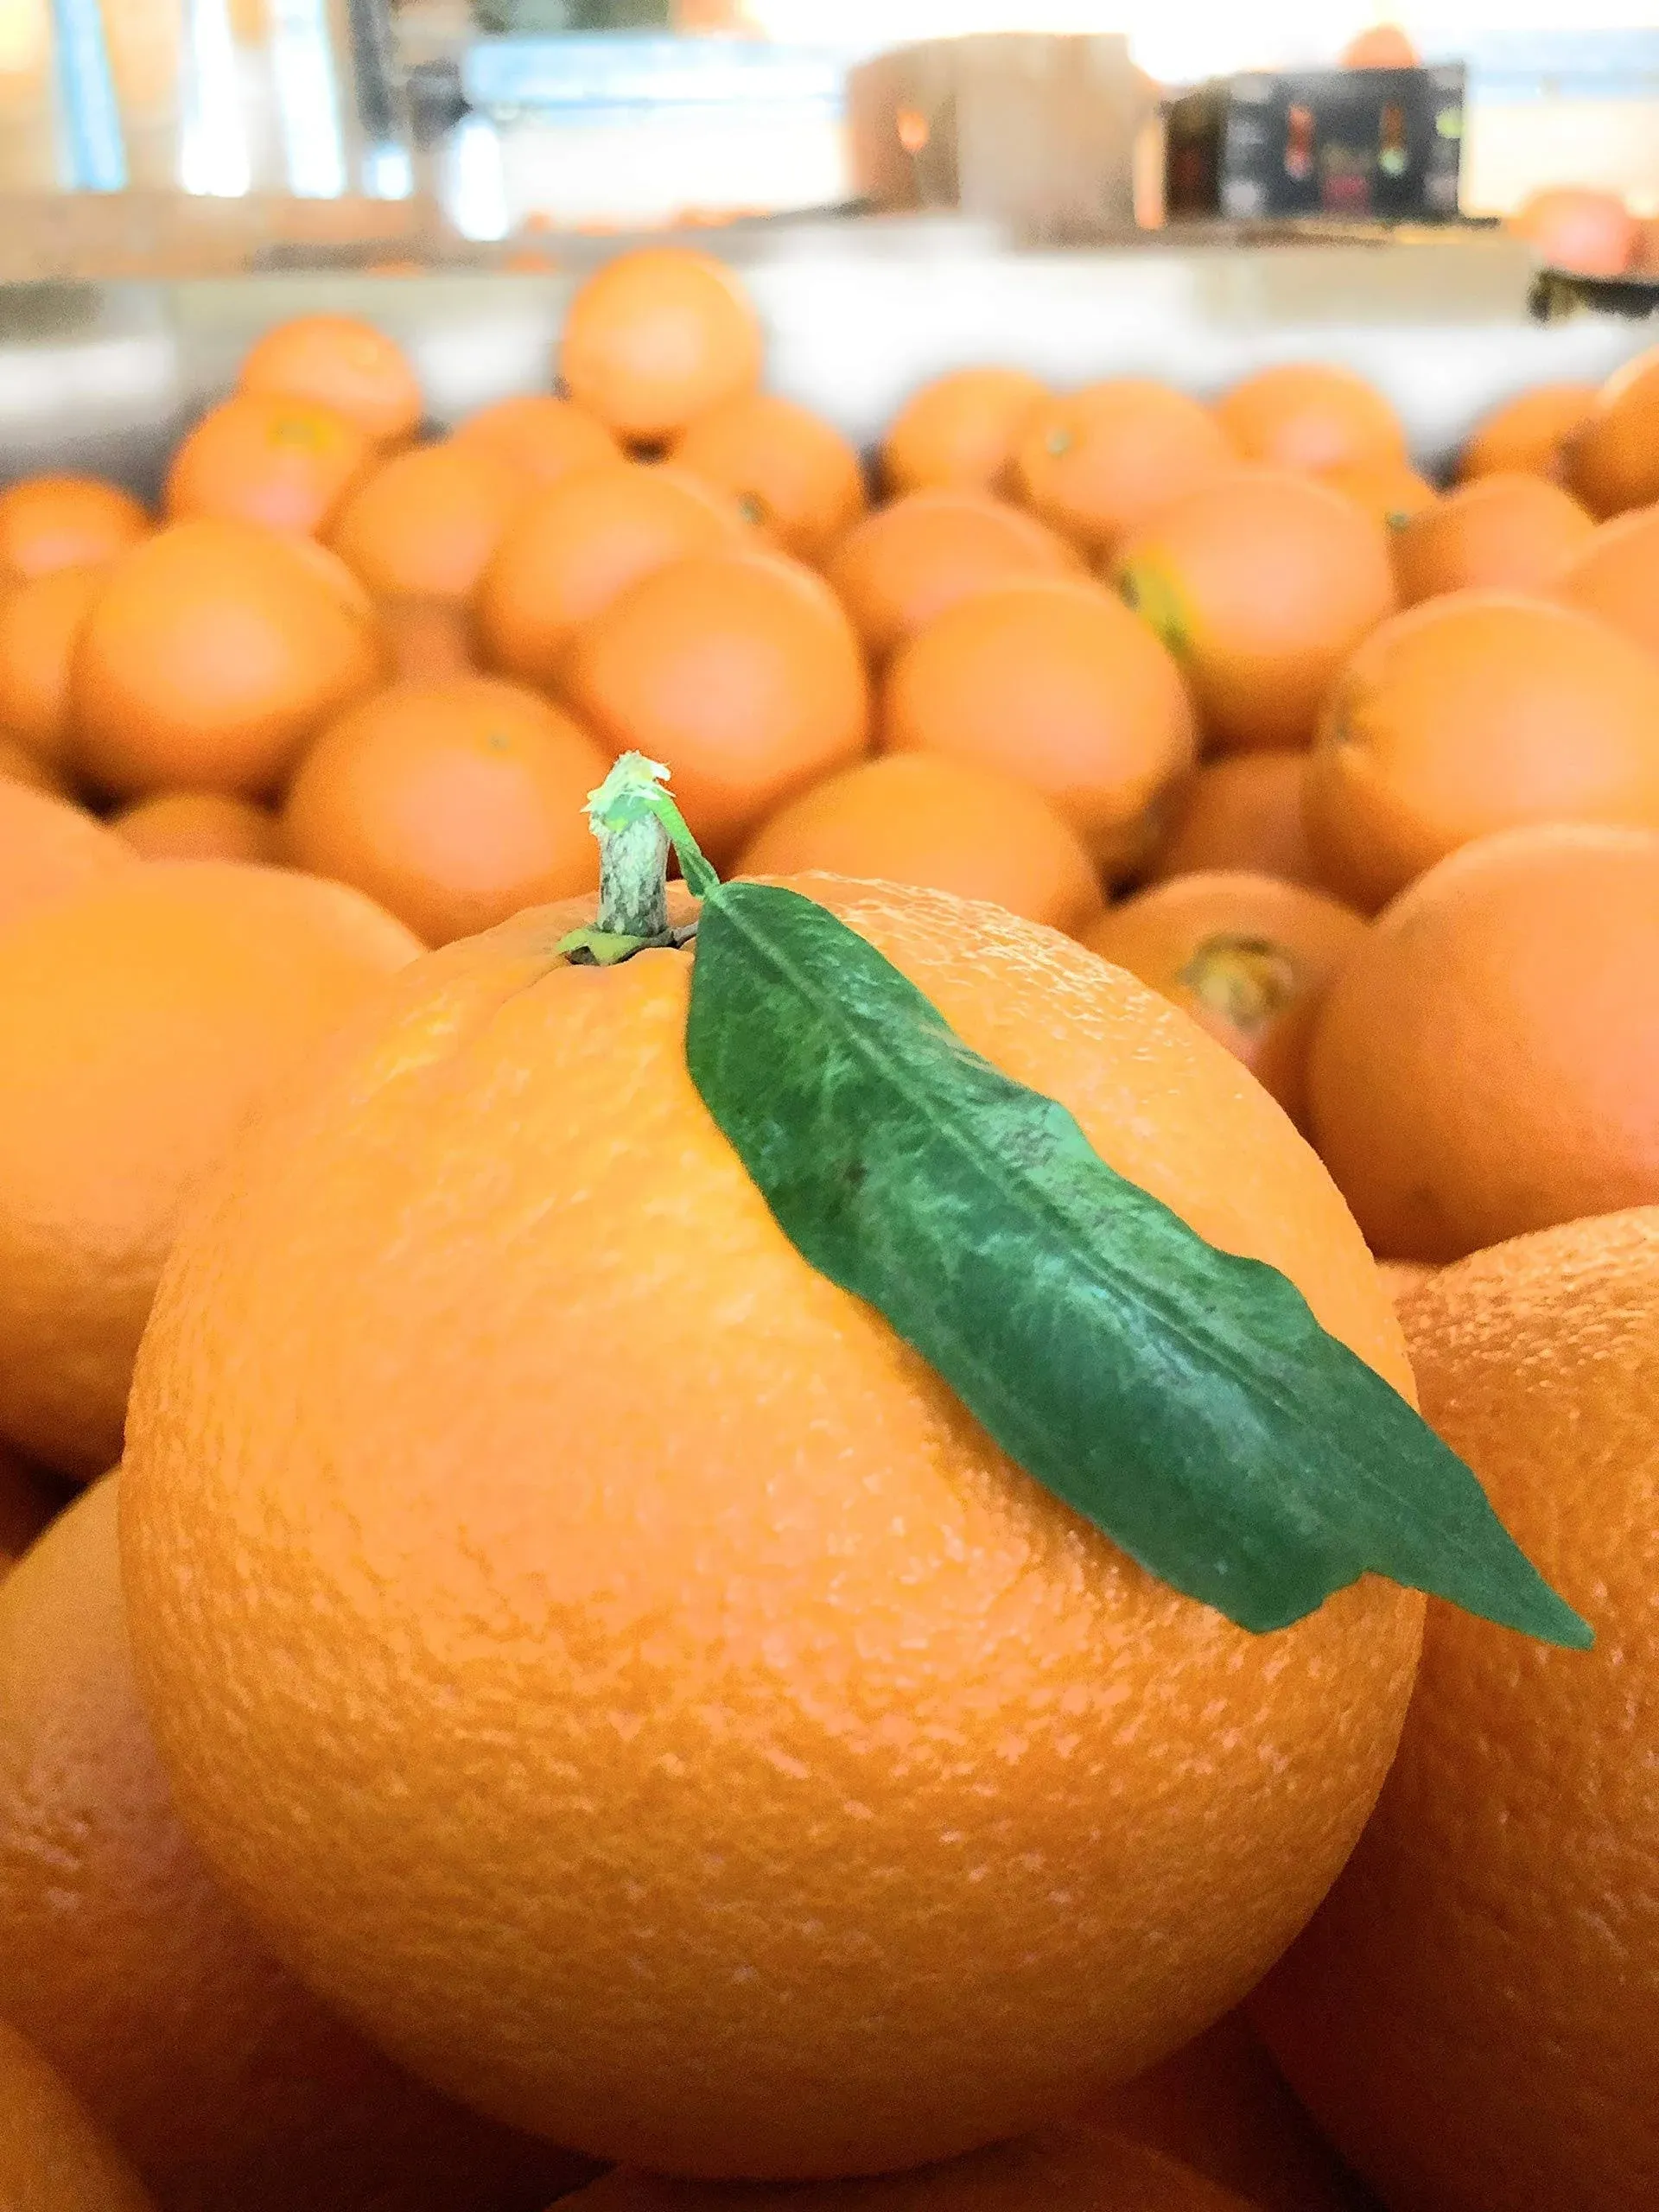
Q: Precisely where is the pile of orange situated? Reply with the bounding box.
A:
[2,246,1657,2212]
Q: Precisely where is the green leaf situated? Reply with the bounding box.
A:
[685,880,1592,1648]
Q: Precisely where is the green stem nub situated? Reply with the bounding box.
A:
[559,754,720,968]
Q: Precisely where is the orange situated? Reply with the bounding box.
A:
[1113,470,1396,754]
[1303,589,1659,912]
[563,2126,1256,2212]
[559,247,764,442]
[0,562,105,779]
[0,781,131,933]
[1085,872,1366,1130]
[162,391,375,537]
[1392,472,1594,604]
[1339,24,1419,67]
[283,675,611,946]
[563,547,869,863]
[110,790,279,865]
[1255,1207,1659,2212]
[0,1475,595,2212]
[1012,380,1237,558]
[881,575,1197,878]
[880,367,1051,498]
[823,490,1076,661]
[1554,500,1659,658]
[453,391,621,486]
[1144,752,1321,893]
[734,753,1105,936]
[1318,458,1437,534]
[119,871,1422,2179]
[0,1443,60,1576]
[671,391,866,562]
[1457,381,1597,484]
[378,594,479,680]
[1215,365,1408,477]
[72,519,385,801]
[238,313,424,448]
[1376,1259,1435,1306]
[1086,2006,1375,2212]
[327,439,529,604]
[1567,345,1659,517]
[0,860,418,1478]
[1306,824,1659,1261]
[0,2018,155,2212]
[0,475,148,587]
[476,461,743,689]
[0,730,69,796]
[1509,185,1638,276]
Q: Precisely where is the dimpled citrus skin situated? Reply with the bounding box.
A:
[120,875,1423,2182]
[563,2123,1257,2212]
[0,2018,156,2212]
[1254,1210,1659,2212]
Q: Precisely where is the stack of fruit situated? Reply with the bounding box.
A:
[0,248,1654,2212]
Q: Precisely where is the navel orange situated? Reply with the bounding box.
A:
[477,461,744,690]
[1303,589,1659,912]
[1567,344,1659,516]
[1255,1208,1659,2211]
[453,391,621,486]
[1457,381,1596,484]
[72,519,385,800]
[1392,471,1593,604]
[0,562,105,779]
[0,475,148,587]
[1215,365,1408,477]
[562,547,869,862]
[120,871,1422,2180]
[110,789,280,865]
[1086,872,1367,1130]
[327,440,529,604]
[880,367,1050,499]
[0,2018,155,2212]
[0,1474,594,2212]
[559,248,764,443]
[1510,185,1638,276]
[1306,824,1659,1260]
[1318,459,1436,535]
[734,752,1104,936]
[880,575,1197,877]
[1143,752,1320,892]
[0,861,419,1477]
[1113,470,1396,754]
[163,391,375,537]
[238,314,424,448]
[823,490,1076,661]
[282,674,610,945]
[1554,500,1659,658]
[1011,380,1236,558]
[671,391,866,562]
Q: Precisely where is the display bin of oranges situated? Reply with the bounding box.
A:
[0,226,1656,2212]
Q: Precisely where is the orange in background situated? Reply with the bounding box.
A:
[0,564,105,782]
[1113,469,1397,755]
[1319,458,1437,535]
[163,393,374,538]
[736,752,1105,938]
[824,488,1077,662]
[1087,871,1368,1130]
[1304,589,1659,912]
[563,547,869,865]
[1555,502,1659,658]
[1568,344,1659,516]
[1306,823,1659,1260]
[1393,472,1594,604]
[453,391,622,489]
[1509,186,1639,277]
[1143,751,1322,893]
[880,366,1052,499]
[882,575,1197,879]
[1216,365,1408,477]
[671,391,866,563]
[559,247,764,443]
[282,675,612,947]
[328,441,530,606]
[1013,380,1237,558]
[73,520,385,801]
[111,790,280,866]
[0,476,148,588]
[238,314,424,448]
[1458,381,1597,484]
[477,461,745,690]
[0,780,131,936]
